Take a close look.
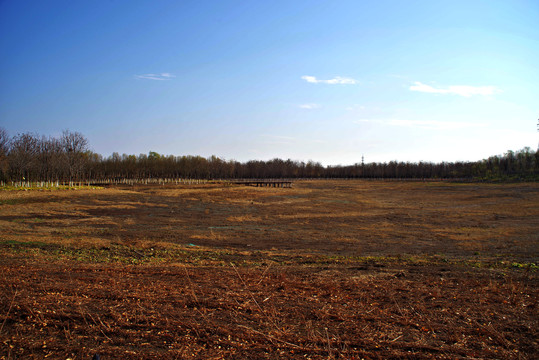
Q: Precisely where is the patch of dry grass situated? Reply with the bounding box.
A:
[0,180,538,358]
[226,215,263,222]
[1,180,538,260]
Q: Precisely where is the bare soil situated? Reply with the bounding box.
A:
[0,180,538,359]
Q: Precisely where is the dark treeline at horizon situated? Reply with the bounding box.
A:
[1,128,538,183]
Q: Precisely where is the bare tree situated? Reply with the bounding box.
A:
[61,130,89,182]
[38,136,64,182]
[9,132,40,181]
[0,127,10,181]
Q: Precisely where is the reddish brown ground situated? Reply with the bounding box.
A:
[0,180,538,359]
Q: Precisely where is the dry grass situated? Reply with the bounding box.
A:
[0,180,538,359]
[2,180,537,259]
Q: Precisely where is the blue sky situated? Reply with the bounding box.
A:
[1,0,537,165]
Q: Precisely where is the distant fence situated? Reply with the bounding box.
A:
[0,178,294,188]
[88,178,211,186]
[2,177,486,189]
[1,180,64,188]
[232,180,293,188]
[0,178,211,188]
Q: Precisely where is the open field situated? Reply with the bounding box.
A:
[1,180,538,359]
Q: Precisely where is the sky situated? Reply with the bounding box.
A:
[1,0,538,165]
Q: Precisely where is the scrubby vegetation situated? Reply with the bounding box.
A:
[1,127,538,183]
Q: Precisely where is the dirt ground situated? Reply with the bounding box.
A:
[0,180,538,359]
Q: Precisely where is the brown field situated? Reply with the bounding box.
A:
[1,180,538,359]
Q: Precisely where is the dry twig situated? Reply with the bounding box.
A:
[237,325,304,350]
[0,288,18,334]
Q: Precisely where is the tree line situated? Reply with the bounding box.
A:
[1,128,538,183]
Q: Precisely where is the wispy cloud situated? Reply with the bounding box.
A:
[135,73,175,81]
[299,103,321,109]
[410,82,500,97]
[357,118,487,130]
[302,75,357,85]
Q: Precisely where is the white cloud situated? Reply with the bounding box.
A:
[356,118,487,130]
[135,73,176,81]
[299,103,321,109]
[302,75,357,85]
[410,82,500,97]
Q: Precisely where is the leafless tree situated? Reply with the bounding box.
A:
[61,130,88,182]
[38,136,64,181]
[0,127,10,181]
[9,132,40,181]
